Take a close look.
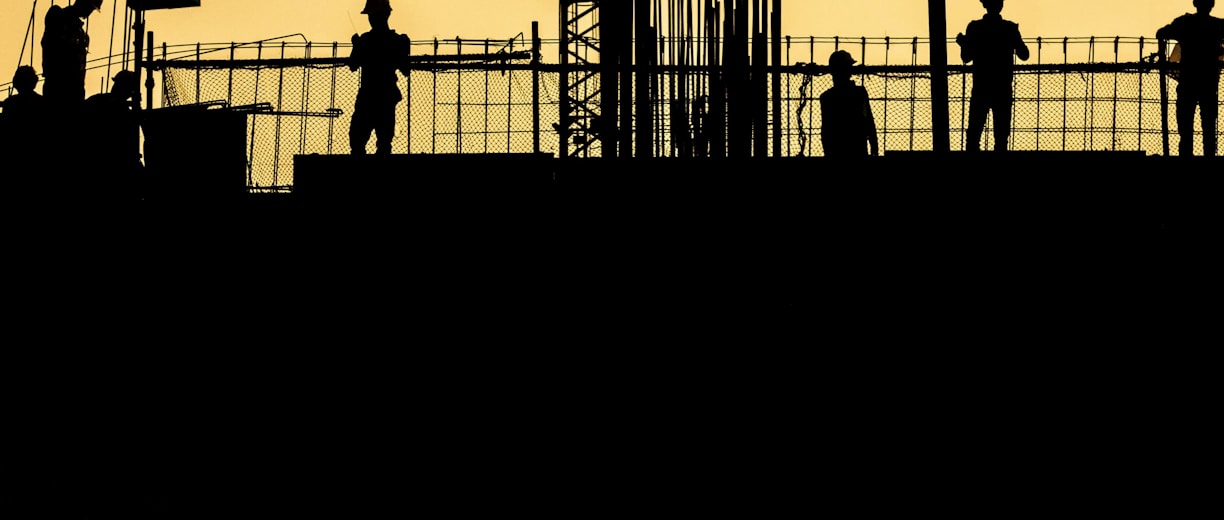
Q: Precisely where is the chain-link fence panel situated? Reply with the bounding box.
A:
[149,37,1220,192]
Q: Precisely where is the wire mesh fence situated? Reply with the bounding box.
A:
[28,36,1217,191]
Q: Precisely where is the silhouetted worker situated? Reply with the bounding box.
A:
[42,0,103,108]
[2,66,47,121]
[348,0,411,155]
[82,69,143,203]
[2,66,50,194]
[1157,0,1224,157]
[819,50,879,158]
[956,0,1030,152]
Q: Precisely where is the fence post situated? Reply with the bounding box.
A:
[532,21,541,156]
[411,37,416,154]
[928,0,950,154]
[1159,37,1169,156]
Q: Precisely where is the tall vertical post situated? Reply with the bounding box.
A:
[411,36,416,152]
[600,2,619,158]
[708,0,724,158]
[533,21,541,156]
[620,4,634,158]
[771,0,782,158]
[1159,38,1170,157]
[146,31,155,110]
[558,5,569,158]
[749,0,758,157]
[132,8,146,169]
[635,0,654,158]
[929,0,950,153]
[730,0,750,158]
[133,8,145,112]
[600,1,632,158]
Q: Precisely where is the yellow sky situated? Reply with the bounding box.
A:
[0,0,1207,95]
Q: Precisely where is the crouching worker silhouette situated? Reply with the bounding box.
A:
[81,69,143,204]
[819,50,879,158]
[348,0,412,155]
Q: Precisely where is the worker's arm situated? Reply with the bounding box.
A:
[864,90,879,157]
[348,33,362,72]
[956,24,974,63]
[1014,25,1030,61]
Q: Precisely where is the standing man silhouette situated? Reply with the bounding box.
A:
[41,0,103,108]
[1157,0,1224,157]
[348,0,412,155]
[956,0,1029,152]
[819,50,879,158]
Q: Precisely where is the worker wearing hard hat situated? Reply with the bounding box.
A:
[348,0,413,155]
[819,50,879,158]
[41,0,105,106]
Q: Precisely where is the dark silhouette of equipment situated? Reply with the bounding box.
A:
[141,104,247,204]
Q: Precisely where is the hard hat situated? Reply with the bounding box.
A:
[13,65,39,90]
[828,50,856,69]
[14,65,38,84]
[361,0,392,14]
[112,69,137,86]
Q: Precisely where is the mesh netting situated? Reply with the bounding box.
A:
[154,38,1221,190]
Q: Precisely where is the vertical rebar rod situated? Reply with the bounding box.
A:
[771,0,782,158]
[532,22,541,156]
[637,0,654,158]
[274,42,285,187]
[457,38,463,153]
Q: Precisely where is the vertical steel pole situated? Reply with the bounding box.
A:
[637,0,654,158]
[929,0,949,153]
[771,0,781,158]
[532,22,541,156]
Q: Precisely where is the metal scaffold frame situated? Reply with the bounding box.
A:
[559,0,602,158]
